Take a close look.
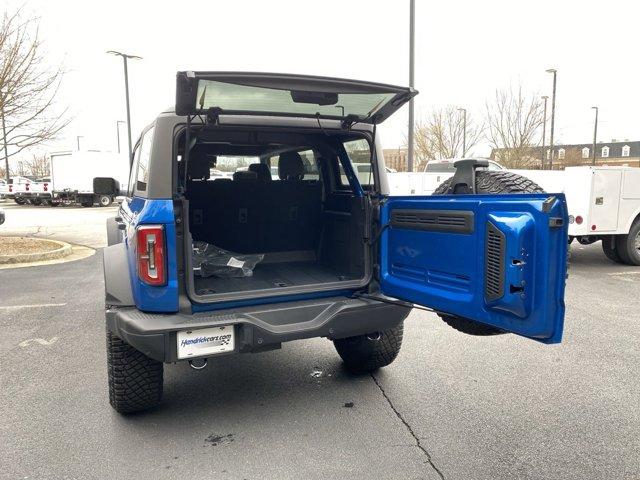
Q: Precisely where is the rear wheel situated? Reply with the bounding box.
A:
[98,195,112,207]
[615,219,640,266]
[14,197,28,205]
[602,236,623,263]
[106,330,163,414]
[433,170,545,336]
[333,324,404,374]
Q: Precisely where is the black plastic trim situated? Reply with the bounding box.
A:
[390,209,474,234]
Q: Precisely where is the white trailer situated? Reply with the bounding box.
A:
[50,151,129,207]
[388,163,640,265]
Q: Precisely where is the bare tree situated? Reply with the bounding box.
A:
[0,8,69,182]
[23,152,50,177]
[486,85,544,168]
[413,106,483,169]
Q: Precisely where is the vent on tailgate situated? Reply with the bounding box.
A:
[485,222,505,301]
[390,209,473,233]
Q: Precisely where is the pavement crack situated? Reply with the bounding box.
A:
[370,373,445,480]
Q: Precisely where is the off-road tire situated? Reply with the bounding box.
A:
[433,170,545,336]
[615,218,640,266]
[98,195,112,207]
[333,324,404,374]
[106,330,163,414]
[602,236,623,263]
[433,169,545,195]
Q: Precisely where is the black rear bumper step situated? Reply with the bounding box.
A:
[106,296,409,362]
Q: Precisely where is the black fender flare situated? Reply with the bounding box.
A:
[103,242,134,307]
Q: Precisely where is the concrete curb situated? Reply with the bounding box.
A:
[0,238,73,264]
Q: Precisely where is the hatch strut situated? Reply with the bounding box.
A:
[351,292,436,313]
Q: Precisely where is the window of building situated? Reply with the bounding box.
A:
[582,147,589,159]
[558,148,565,160]
[601,146,609,158]
[622,145,630,157]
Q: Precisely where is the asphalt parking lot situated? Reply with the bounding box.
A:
[1,203,639,479]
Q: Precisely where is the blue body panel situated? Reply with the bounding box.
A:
[380,193,568,343]
[121,197,179,312]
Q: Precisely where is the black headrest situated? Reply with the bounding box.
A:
[233,170,258,182]
[188,146,213,181]
[248,163,272,181]
[278,151,305,180]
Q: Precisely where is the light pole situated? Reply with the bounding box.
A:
[116,120,126,154]
[546,68,557,169]
[107,51,142,166]
[541,96,548,169]
[457,107,467,157]
[591,106,598,166]
[0,90,9,183]
[76,136,83,151]
[407,0,415,172]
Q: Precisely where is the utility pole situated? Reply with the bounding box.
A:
[107,51,142,166]
[407,0,415,172]
[116,120,126,154]
[76,136,83,151]
[591,106,598,166]
[541,96,548,169]
[457,108,467,157]
[546,68,557,169]
[1,91,9,183]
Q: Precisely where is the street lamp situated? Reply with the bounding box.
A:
[457,107,467,157]
[107,51,142,166]
[591,106,598,166]
[407,0,415,172]
[541,96,548,169]
[116,120,126,154]
[546,68,557,169]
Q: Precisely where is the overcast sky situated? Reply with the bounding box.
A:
[4,0,639,157]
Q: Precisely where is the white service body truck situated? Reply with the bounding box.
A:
[50,151,129,207]
[388,163,640,265]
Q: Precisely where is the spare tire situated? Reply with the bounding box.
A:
[433,170,544,336]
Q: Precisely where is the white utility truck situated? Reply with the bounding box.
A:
[388,161,640,265]
[49,151,129,207]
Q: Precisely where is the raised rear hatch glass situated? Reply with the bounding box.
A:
[176,72,417,124]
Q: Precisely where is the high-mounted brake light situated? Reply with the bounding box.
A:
[136,225,166,286]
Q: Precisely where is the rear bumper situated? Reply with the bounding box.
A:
[106,296,410,362]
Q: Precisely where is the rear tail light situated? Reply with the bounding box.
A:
[8,185,12,192]
[43,183,48,192]
[136,225,166,286]
[575,215,583,225]
[25,183,30,191]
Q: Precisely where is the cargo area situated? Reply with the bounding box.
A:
[180,128,372,302]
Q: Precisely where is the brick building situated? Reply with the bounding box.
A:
[492,140,640,168]
[383,148,409,171]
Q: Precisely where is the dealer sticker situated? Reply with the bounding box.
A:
[177,325,235,359]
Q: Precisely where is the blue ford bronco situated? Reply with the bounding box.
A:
[102,72,568,414]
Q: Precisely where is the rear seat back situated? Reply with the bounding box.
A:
[188,158,322,254]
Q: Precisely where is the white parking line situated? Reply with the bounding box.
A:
[607,271,640,276]
[0,302,67,310]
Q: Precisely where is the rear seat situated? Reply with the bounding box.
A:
[187,153,322,254]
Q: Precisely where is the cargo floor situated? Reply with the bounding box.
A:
[193,261,355,295]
